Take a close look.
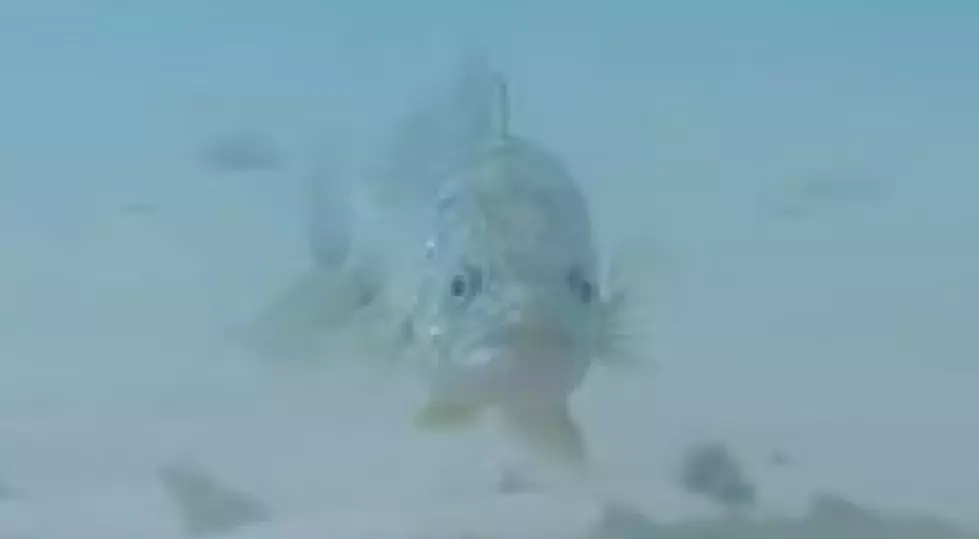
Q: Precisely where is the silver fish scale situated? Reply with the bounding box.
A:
[407,135,601,404]
[431,138,597,284]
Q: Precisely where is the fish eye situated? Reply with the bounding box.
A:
[450,275,467,297]
[567,267,595,304]
[450,266,483,299]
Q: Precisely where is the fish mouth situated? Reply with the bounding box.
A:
[463,324,589,401]
[489,318,579,349]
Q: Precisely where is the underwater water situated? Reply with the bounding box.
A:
[1,2,978,537]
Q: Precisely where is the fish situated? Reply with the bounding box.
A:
[404,131,602,466]
[390,59,649,468]
[237,50,651,467]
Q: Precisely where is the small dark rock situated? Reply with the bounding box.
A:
[158,462,271,536]
[715,475,756,509]
[768,450,791,467]
[495,466,534,495]
[807,492,882,527]
[199,133,284,173]
[588,502,659,539]
[763,175,890,222]
[679,441,757,511]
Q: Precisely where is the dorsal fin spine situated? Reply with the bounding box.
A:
[489,70,510,141]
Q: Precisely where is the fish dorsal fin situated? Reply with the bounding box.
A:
[457,48,510,145]
[372,46,511,204]
[489,69,510,141]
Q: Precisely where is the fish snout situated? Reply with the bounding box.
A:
[485,308,591,397]
[500,296,583,347]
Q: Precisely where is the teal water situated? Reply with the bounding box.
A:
[1,2,977,537]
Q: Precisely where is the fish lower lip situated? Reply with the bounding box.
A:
[506,327,576,348]
[487,318,570,339]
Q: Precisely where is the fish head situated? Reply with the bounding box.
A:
[415,140,602,408]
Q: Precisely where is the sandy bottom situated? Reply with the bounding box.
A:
[2,104,978,539]
[2,196,978,539]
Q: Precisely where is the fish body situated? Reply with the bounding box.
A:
[406,133,603,464]
[240,50,645,466]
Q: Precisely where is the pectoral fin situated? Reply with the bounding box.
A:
[595,245,660,370]
[233,267,380,364]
